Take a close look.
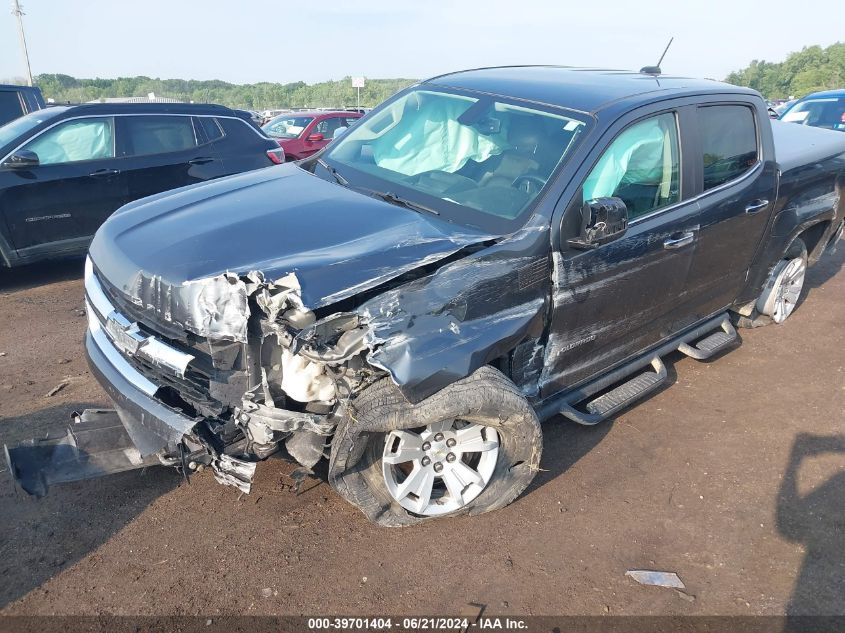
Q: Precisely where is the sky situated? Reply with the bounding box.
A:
[1,0,841,86]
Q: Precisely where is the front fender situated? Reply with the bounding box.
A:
[359,250,549,403]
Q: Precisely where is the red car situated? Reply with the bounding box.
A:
[261,110,363,160]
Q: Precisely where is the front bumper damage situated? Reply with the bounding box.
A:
[4,409,161,497]
[7,221,549,498]
[7,258,343,496]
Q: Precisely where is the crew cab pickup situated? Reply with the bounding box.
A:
[8,67,845,526]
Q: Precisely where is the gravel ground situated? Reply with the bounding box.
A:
[0,246,842,616]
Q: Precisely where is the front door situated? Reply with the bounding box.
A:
[543,109,700,396]
[0,116,126,253]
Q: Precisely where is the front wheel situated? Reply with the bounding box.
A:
[328,366,542,527]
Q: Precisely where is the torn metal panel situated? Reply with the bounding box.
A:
[285,431,326,470]
[4,410,161,497]
[211,454,257,494]
[358,246,550,403]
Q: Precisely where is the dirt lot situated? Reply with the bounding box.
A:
[0,247,843,617]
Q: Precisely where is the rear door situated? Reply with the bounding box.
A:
[210,115,274,174]
[0,115,125,252]
[544,106,700,395]
[116,114,222,203]
[683,102,778,320]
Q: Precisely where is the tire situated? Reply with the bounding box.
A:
[734,238,808,328]
[328,366,543,527]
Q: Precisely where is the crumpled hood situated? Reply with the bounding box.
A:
[88,165,490,340]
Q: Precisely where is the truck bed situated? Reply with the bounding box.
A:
[772,120,845,173]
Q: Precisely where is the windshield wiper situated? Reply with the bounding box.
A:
[363,189,440,216]
[317,158,348,185]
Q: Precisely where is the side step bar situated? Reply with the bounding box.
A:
[4,409,160,497]
[677,316,737,360]
[537,313,740,425]
[557,357,667,426]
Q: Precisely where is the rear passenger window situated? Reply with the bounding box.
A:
[700,105,758,190]
[121,115,198,156]
[197,116,224,142]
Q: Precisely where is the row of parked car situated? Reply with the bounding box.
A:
[0,86,365,269]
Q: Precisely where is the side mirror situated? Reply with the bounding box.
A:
[2,149,39,169]
[307,133,324,142]
[567,197,628,250]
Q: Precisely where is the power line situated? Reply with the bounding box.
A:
[11,0,33,86]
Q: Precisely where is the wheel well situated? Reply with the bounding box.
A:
[796,221,830,260]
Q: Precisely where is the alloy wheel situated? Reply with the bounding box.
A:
[381,419,500,516]
[768,257,806,323]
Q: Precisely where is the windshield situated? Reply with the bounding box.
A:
[324,88,588,226]
[262,115,315,139]
[0,107,63,151]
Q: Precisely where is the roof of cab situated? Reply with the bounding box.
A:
[424,66,758,114]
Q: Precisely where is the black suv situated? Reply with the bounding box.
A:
[0,103,283,268]
[0,84,45,127]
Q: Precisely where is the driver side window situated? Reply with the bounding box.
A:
[22,117,115,166]
[583,112,680,219]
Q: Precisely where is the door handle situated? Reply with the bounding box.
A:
[89,168,120,177]
[745,199,769,214]
[189,157,214,165]
[663,231,696,250]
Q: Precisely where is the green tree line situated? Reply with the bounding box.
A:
[21,74,418,110]
[725,42,844,99]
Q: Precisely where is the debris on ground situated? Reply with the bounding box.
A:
[625,570,686,589]
[45,379,70,397]
[459,603,486,625]
[289,466,318,495]
[675,589,696,602]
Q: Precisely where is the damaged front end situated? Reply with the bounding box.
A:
[8,212,549,498]
[55,256,384,495]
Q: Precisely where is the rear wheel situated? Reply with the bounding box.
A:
[757,255,807,323]
[328,366,542,526]
[735,238,807,328]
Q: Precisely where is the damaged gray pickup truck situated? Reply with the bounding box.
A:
[8,67,845,526]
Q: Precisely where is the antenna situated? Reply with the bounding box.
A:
[11,0,33,86]
[640,37,674,76]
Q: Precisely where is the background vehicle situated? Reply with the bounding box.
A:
[0,102,283,268]
[261,110,362,160]
[779,89,845,131]
[0,84,45,127]
[9,68,845,528]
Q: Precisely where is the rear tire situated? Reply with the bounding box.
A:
[328,366,542,527]
[734,238,807,328]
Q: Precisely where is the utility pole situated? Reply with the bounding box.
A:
[11,0,33,86]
